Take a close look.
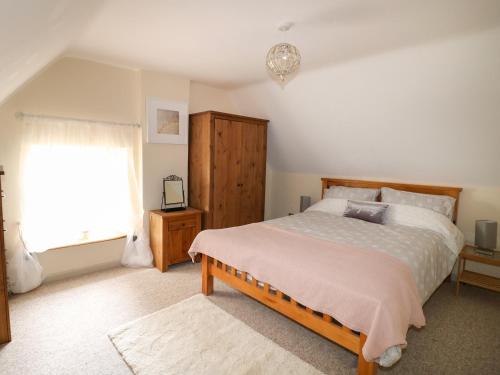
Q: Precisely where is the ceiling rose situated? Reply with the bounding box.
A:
[266,23,301,83]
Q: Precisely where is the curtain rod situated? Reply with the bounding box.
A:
[15,112,141,128]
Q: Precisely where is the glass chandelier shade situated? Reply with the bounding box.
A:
[266,42,301,82]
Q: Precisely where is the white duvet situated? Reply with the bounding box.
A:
[307,198,464,256]
[268,198,464,303]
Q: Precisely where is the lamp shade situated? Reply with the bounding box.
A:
[475,220,497,250]
[300,196,311,213]
[266,42,301,82]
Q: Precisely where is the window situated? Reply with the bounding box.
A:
[22,144,132,249]
[19,116,142,253]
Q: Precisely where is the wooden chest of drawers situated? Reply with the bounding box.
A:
[0,168,11,344]
[149,208,202,272]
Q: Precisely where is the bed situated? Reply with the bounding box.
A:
[188,178,463,375]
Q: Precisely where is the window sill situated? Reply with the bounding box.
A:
[48,234,127,251]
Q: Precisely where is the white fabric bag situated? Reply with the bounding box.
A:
[122,226,153,268]
[7,225,43,293]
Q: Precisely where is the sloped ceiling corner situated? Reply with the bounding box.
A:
[0,0,103,105]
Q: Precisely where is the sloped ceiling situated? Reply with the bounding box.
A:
[0,0,103,105]
[229,26,500,186]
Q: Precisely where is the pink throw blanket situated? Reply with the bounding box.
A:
[188,223,425,360]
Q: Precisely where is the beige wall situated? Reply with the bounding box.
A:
[0,58,243,282]
[189,82,237,114]
[140,70,190,214]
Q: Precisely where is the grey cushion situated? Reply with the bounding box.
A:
[380,187,455,219]
[343,200,388,224]
[324,186,379,201]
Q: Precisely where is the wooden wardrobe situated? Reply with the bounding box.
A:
[188,111,268,229]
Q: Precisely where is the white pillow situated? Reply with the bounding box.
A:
[384,203,464,255]
[324,186,379,201]
[381,187,455,220]
[306,198,348,216]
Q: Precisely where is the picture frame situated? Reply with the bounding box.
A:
[146,97,188,144]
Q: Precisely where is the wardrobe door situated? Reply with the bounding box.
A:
[212,118,243,228]
[238,122,267,225]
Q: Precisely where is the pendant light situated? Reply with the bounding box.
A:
[266,22,301,83]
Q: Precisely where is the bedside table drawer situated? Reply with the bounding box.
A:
[168,218,197,231]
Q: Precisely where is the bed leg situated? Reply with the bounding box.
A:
[357,334,378,375]
[202,254,213,296]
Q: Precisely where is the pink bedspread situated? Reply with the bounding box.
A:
[188,223,425,360]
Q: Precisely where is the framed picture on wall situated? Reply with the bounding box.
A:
[146,97,188,144]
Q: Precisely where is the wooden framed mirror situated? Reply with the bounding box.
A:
[161,175,186,212]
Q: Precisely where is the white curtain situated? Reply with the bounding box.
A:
[9,116,152,293]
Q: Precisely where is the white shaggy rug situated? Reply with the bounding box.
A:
[108,294,324,375]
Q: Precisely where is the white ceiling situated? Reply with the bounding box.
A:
[69,0,500,87]
[1,0,500,103]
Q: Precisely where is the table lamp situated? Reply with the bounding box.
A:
[475,220,497,255]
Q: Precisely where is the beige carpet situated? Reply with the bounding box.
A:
[0,262,499,375]
[109,294,323,375]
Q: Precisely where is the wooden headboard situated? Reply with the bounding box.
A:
[321,177,463,223]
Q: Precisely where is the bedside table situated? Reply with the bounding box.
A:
[149,208,202,272]
[456,244,500,296]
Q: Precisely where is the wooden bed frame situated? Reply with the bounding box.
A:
[201,178,463,375]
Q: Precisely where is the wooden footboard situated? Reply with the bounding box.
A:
[201,254,377,375]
